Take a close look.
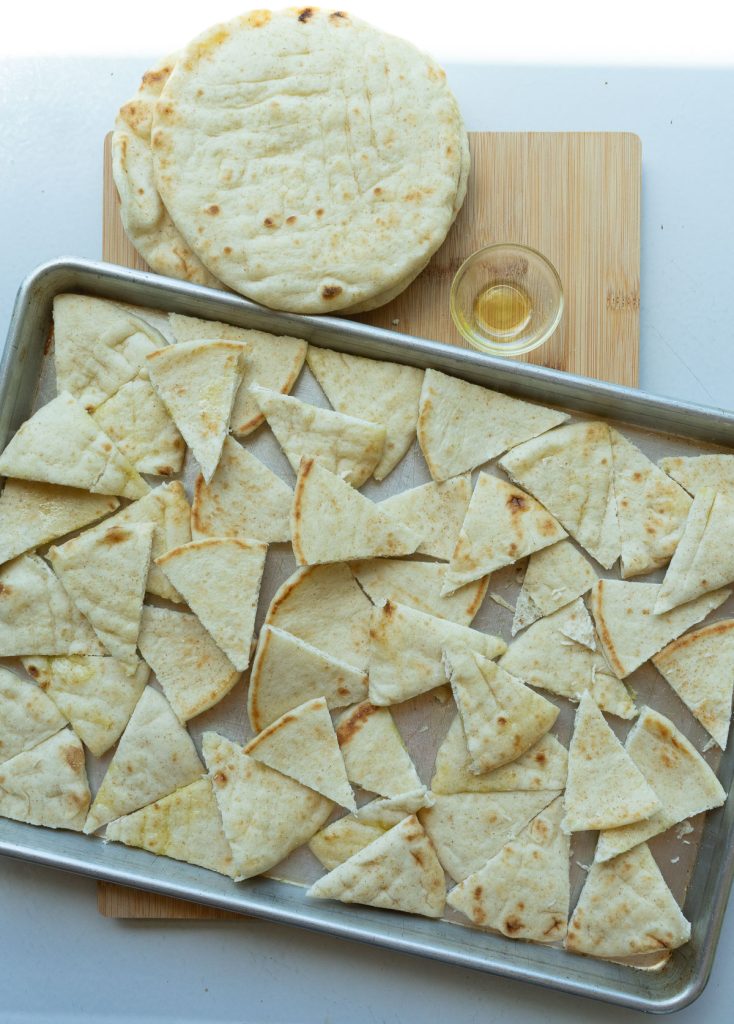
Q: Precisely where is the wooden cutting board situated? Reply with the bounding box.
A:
[99,129,641,920]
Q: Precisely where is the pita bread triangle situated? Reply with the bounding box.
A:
[245,697,355,810]
[146,339,246,482]
[500,421,620,570]
[306,346,424,480]
[443,473,566,595]
[561,692,661,833]
[202,731,333,880]
[444,645,558,773]
[417,368,568,482]
[379,476,472,561]
[512,540,597,635]
[351,558,487,626]
[0,392,149,499]
[291,459,421,566]
[48,521,154,665]
[308,815,446,919]
[92,376,185,477]
[167,313,307,437]
[0,727,90,830]
[447,795,570,942]
[594,707,725,862]
[105,777,236,878]
[84,687,203,833]
[565,843,691,957]
[659,454,734,496]
[0,667,66,765]
[335,701,424,798]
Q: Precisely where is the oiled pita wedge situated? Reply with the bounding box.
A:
[351,558,487,626]
[611,429,692,579]
[93,377,185,477]
[448,796,570,942]
[248,625,368,733]
[336,702,423,798]
[245,697,355,810]
[291,459,421,565]
[0,480,117,567]
[146,340,246,481]
[137,606,240,722]
[653,620,734,748]
[168,313,307,436]
[156,538,266,671]
[0,728,90,830]
[0,667,66,764]
[443,473,566,595]
[106,777,236,877]
[203,732,333,880]
[251,385,385,487]
[660,454,734,496]
[306,346,424,480]
[595,707,725,862]
[52,294,166,411]
[191,436,292,544]
[308,815,445,918]
[0,393,149,499]
[566,844,691,957]
[84,687,202,833]
[368,601,506,706]
[562,693,660,833]
[22,655,149,758]
[48,522,154,665]
[591,579,731,679]
[512,540,596,635]
[379,476,472,561]
[417,369,568,482]
[500,422,620,570]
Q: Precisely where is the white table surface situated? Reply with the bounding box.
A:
[1,56,733,1024]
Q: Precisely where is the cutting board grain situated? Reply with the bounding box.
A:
[100,129,641,920]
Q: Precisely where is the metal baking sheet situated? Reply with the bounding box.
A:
[1,257,733,1014]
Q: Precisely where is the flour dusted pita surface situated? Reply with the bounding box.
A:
[512,540,597,635]
[0,667,66,765]
[192,436,292,544]
[0,728,90,830]
[0,393,149,499]
[84,687,202,833]
[379,476,472,561]
[336,702,423,798]
[203,732,333,880]
[561,693,660,833]
[368,601,506,706]
[93,377,185,477]
[591,579,730,679]
[106,777,235,877]
[566,844,691,957]
[351,558,487,626]
[448,796,570,942]
[660,454,734,496]
[417,369,568,482]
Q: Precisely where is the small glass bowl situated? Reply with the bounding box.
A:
[450,243,563,357]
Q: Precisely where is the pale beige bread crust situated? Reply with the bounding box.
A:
[378,476,472,562]
[335,701,423,798]
[0,728,90,830]
[512,539,597,635]
[659,454,734,496]
[0,667,66,765]
[92,377,186,477]
[351,558,487,626]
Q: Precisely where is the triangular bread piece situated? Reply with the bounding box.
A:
[594,707,726,862]
[291,459,421,565]
[0,393,149,499]
[48,522,154,665]
[558,600,597,650]
[591,579,730,679]
[0,667,66,764]
[417,368,568,482]
[566,844,691,957]
[167,313,307,436]
[308,815,446,918]
[306,346,424,480]
[444,646,558,773]
[22,655,149,758]
[84,687,202,833]
[447,796,570,942]
[653,620,734,748]
[105,777,235,877]
[156,538,266,671]
[93,377,185,477]
[251,384,385,488]
[351,558,487,626]
[248,625,368,733]
[335,702,424,798]
[368,601,506,706]
[611,429,692,579]
[202,732,333,880]
[561,692,660,833]
[245,697,355,811]
[379,476,472,561]
[512,540,596,635]
[660,454,734,496]
[146,339,246,481]
[192,435,292,543]
[500,421,620,569]
[443,473,566,594]
[0,480,118,567]
[137,605,240,722]
[0,728,90,830]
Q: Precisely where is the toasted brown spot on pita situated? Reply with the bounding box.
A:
[0,583,10,596]
[298,7,314,21]
[101,441,112,452]
[410,850,425,867]
[336,701,377,745]
[248,10,271,27]
[321,285,343,300]
[633,471,643,482]
[507,493,526,511]
[103,526,131,545]
[264,217,276,227]
[223,246,232,255]
[535,751,547,764]
[497,715,508,726]
[543,918,564,936]
[330,9,348,18]
[540,517,558,536]
[206,205,220,216]
[286,215,297,225]
[316,208,324,217]
[142,66,172,87]
[504,915,523,934]
[64,745,84,771]
[213,770,228,785]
